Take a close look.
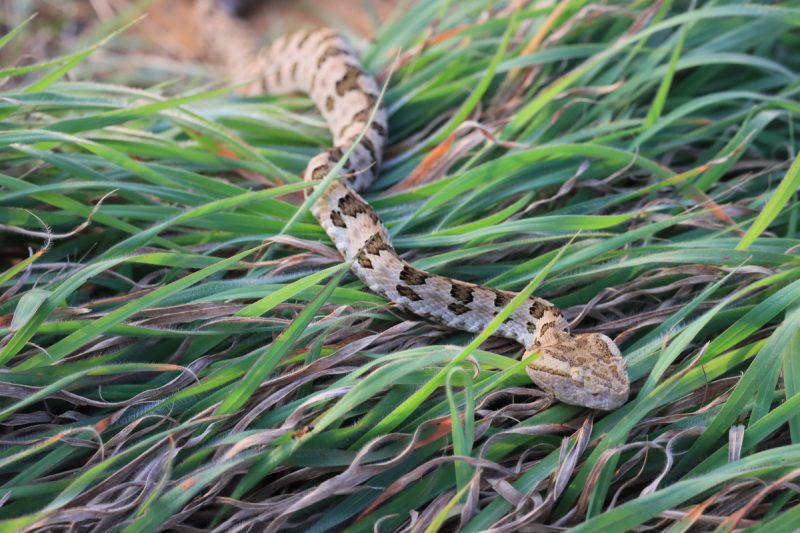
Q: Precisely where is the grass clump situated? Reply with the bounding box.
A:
[2,1,800,531]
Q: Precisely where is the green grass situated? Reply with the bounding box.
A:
[2,0,800,530]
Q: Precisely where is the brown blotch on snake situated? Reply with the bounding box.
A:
[362,234,390,255]
[338,193,369,217]
[338,193,379,224]
[328,147,343,162]
[493,290,511,308]
[400,265,429,286]
[397,284,423,301]
[530,301,547,319]
[372,121,387,137]
[311,165,329,181]
[330,210,346,228]
[357,136,377,163]
[195,0,629,411]
[450,283,474,305]
[356,253,373,269]
[448,302,471,315]
[336,64,363,96]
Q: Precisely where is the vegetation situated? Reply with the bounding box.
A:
[2,1,800,530]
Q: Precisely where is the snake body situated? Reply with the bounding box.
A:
[195,0,629,409]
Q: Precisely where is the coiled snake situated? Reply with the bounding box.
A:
[194,0,629,409]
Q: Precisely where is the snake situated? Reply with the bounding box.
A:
[194,0,629,410]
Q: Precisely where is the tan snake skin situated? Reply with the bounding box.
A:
[194,1,629,409]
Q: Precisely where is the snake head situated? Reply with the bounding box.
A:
[524,332,629,410]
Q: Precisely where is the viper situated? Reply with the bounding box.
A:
[193,0,630,410]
